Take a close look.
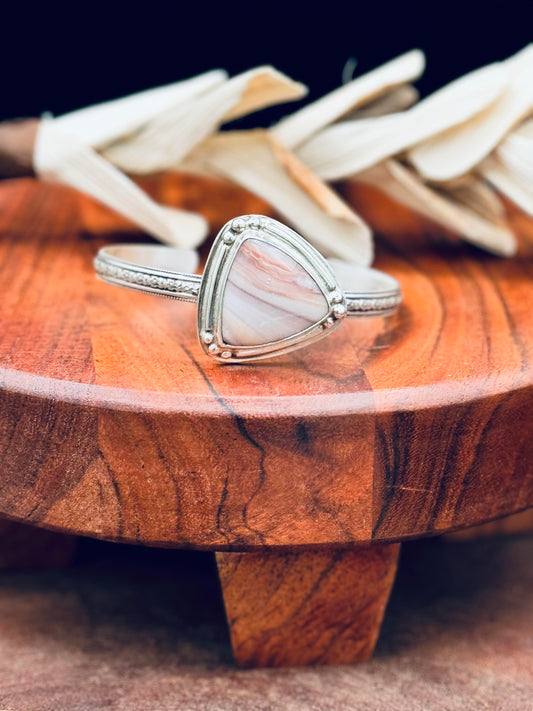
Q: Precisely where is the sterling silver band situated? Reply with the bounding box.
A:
[95,215,402,363]
[95,245,401,317]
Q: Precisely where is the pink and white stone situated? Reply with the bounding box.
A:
[221,238,328,347]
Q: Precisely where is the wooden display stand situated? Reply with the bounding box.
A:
[0,176,531,668]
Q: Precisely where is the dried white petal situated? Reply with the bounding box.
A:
[495,124,533,186]
[444,174,505,221]
[53,70,227,149]
[272,49,425,149]
[480,155,533,217]
[349,84,419,118]
[409,44,533,181]
[513,117,533,139]
[221,66,308,122]
[474,114,533,216]
[298,61,507,180]
[34,121,207,248]
[354,160,516,256]
[183,130,373,264]
[103,66,307,175]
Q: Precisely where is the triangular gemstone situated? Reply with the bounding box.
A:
[221,238,329,346]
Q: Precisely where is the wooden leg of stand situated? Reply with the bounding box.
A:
[216,544,400,668]
[0,519,77,569]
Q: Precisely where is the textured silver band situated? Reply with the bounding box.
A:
[94,254,201,303]
[95,245,401,317]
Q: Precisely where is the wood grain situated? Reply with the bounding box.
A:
[216,544,400,667]
[0,177,531,548]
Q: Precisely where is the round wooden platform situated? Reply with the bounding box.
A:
[0,177,532,549]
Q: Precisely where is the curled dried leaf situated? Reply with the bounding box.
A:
[443,174,505,221]
[34,121,208,248]
[298,61,508,180]
[476,117,533,216]
[272,49,425,149]
[183,129,373,264]
[479,158,533,218]
[409,45,533,181]
[102,67,307,175]
[222,66,308,122]
[354,159,516,256]
[54,70,227,149]
[348,84,419,119]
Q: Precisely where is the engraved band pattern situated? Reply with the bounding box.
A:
[94,255,401,316]
[94,257,201,303]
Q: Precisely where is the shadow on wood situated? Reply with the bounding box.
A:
[0,519,77,570]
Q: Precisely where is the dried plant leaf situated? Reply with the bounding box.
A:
[34,121,207,248]
[298,61,507,180]
[409,45,533,181]
[222,66,308,122]
[271,139,360,222]
[53,70,227,150]
[102,67,307,175]
[348,84,419,118]
[354,159,516,256]
[183,129,373,264]
[33,48,529,265]
[272,49,425,149]
[495,124,533,185]
[476,116,533,216]
[479,156,533,217]
[444,175,505,221]
[514,117,533,139]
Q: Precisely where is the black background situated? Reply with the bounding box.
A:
[2,1,532,125]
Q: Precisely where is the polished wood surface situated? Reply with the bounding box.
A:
[216,544,399,667]
[1,175,532,670]
[0,176,532,548]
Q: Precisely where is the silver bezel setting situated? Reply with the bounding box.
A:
[197,215,347,363]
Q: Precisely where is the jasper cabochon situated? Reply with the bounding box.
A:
[221,238,329,346]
